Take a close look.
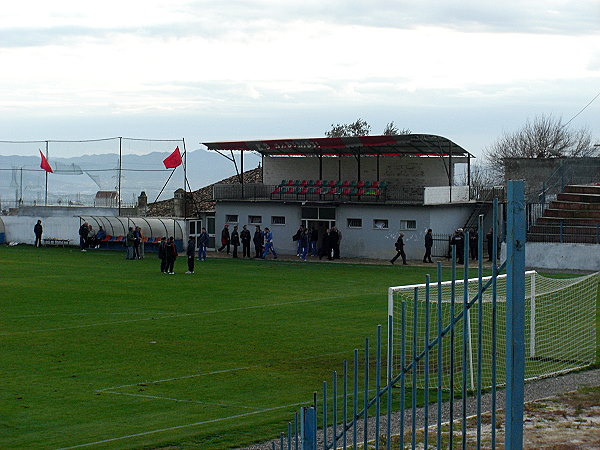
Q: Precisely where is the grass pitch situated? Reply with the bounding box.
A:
[0,246,596,449]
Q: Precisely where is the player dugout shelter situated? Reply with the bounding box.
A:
[79,216,185,252]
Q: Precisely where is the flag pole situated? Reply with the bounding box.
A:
[45,141,49,206]
[182,138,187,222]
[118,137,122,215]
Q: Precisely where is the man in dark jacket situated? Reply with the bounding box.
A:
[34,220,43,248]
[450,228,465,264]
[319,229,333,261]
[240,225,251,258]
[158,237,168,273]
[197,227,209,261]
[218,224,230,254]
[423,228,433,263]
[231,225,240,258]
[391,233,407,265]
[186,237,195,273]
[79,222,89,252]
[253,225,264,258]
[166,237,177,274]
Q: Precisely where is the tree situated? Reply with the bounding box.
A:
[484,114,596,178]
[325,119,410,137]
[382,121,411,136]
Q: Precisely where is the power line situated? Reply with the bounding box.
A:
[563,90,600,128]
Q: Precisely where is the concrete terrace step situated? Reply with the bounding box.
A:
[544,208,600,219]
[556,192,600,203]
[563,184,600,195]
[527,233,600,244]
[529,224,600,235]
[549,200,600,211]
[537,216,600,225]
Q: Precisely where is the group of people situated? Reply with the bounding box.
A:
[78,222,107,251]
[293,225,342,261]
[218,224,278,260]
[449,227,497,264]
[125,226,145,260]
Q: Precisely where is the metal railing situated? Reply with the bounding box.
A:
[268,190,528,449]
[213,183,425,204]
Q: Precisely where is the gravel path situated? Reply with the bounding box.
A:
[237,368,600,449]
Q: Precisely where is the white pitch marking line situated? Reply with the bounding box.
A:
[56,400,310,450]
[97,349,351,392]
[0,292,380,336]
[99,390,259,410]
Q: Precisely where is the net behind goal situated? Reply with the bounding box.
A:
[388,270,598,390]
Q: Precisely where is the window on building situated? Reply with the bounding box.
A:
[271,216,286,225]
[347,218,362,228]
[400,220,417,230]
[373,219,389,230]
[225,214,238,223]
[248,215,262,224]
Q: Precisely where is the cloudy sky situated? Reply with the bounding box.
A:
[0,0,598,159]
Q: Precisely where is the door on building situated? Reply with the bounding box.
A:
[301,206,336,254]
[188,220,203,249]
[206,216,216,250]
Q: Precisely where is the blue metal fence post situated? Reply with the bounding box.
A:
[301,406,317,450]
[505,180,526,449]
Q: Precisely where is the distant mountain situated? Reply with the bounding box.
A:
[0,149,260,207]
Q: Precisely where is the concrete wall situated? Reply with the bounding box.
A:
[214,201,473,260]
[263,156,467,187]
[3,215,81,244]
[524,242,600,271]
[424,186,470,204]
[15,205,119,217]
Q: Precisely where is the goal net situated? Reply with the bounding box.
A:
[388,270,598,390]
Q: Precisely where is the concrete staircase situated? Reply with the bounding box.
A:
[528,185,600,243]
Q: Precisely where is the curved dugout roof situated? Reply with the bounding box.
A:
[203,134,473,158]
[80,216,184,240]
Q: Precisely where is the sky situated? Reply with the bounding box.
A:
[0,0,599,160]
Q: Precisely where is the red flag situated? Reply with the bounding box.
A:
[163,146,182,169]
[39,150,53,173]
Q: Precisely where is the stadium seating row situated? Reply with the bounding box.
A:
[278,179,388,189]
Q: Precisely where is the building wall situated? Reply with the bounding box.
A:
[263,156,467,187]
[214,201,474,259]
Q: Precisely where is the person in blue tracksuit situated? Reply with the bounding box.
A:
[262,227,277,259]
[197,227,209,261]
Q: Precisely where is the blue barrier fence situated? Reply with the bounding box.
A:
[268,180,527,449]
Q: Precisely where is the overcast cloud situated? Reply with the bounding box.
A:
[0,0,598,158]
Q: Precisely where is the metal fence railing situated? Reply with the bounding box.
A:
[267,190,528,449]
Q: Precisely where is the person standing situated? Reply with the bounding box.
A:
[423,228,433,263]
[486,228,494,262]
[125,227,135,260]
[253,225,264,258]
[197,227,209,261]
[469,227,478,261]
[450,228,465,264]
[158,237,168,273]
[186,236,195,274]
[166,236,177,274]
[138,227,145,259]
[299,228,309,261]
[240,225,251,258]
[319,228,333,261]
[310,227,319,257]
[293,225,304,256]
[262,227,277,259]
[34,220,43,248]
[218,224,230,254]
[133,226,141,260]
[79,222,89,252]
[391,233,407,265]
[333,226,342,259]
[231,225,240,258]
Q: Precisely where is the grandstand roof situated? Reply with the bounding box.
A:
[203,134,473,158]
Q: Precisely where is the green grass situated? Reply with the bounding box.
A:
[0,246,597,449]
